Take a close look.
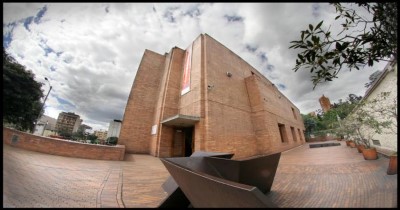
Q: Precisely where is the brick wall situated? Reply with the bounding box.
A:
[119,34,306,159]
[119,49,166,154]
[203,34,306,159]
[3,127,125,161]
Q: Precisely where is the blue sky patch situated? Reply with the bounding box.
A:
[184,7,201,17]
[277,83,286,90]
[224,15,243,22]
[312,3,320,17]
[44,46,55,56]
[267,64,274,71]
[3,22,16,48]
[258,53,268,63]
[56,96,76,108]
[23,16,34,31]
[34,5,47,24]
[163,10,176,23]
[245,44,257,52]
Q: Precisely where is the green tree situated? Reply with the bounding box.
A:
[289,3,397,88]
[106,137,118,145]
[87,134,98,142]
[302,114,317,140]
[58,129,72,139]
[71,131,84,140]
[3,48,44,132]
[307,93,362,137]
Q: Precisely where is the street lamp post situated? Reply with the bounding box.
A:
[35,77,52,131]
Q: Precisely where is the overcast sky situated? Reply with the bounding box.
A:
[3,3,389,132]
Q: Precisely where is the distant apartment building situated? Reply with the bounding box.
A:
[319,95,331,113]
[33,115,57,136]
[107,120,122,138]
[55,112,81,134]
[94,130,108,141]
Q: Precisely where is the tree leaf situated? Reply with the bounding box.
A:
[315,21,323,30]
[309,24,313,31]
[326,32,331,37]
[336,42,342,50]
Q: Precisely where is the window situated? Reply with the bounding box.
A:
[372,140,381,146]
[291,107,297,119]
[291,126,297,141]
[297,128,303,141]
[278,123,288,143]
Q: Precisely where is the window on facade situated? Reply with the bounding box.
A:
[372,140,381,146]
[297,128,303,141]
[278,123,288,143]
[291,107,297,119]
[290,126,297,141]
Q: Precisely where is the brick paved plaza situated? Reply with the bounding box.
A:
[3,141,397,208]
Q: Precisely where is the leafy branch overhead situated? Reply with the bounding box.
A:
[289,3,397,88]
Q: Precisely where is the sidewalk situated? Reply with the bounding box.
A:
[266,141,397,207]
[3,141,397,208]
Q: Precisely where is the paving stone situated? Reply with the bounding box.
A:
[3,141,397,208]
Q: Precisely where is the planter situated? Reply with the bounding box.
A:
[349,141,356,148]
[356,144,365,153]
[345,140,351,146]
[362,147,378,160]
[387,155,397,175]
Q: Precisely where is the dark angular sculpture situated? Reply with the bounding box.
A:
[158,151,234,208]
[158,151,281,208]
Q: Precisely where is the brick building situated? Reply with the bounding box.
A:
[119,34,305,159]
[319,95,331,113]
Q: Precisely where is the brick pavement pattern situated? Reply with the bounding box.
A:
[3,141,397,208]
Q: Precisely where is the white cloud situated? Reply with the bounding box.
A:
[3,3,389,131]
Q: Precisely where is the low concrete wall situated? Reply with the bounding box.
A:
[3,127,125,161]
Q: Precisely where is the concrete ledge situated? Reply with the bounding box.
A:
[3,127,125,161]
[375,147,396,159]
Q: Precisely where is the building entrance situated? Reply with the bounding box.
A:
[172,127,194,157]
[183,127,194,157]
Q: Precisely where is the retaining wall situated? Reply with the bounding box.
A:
[3,127,125,161]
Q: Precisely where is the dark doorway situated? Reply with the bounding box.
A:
[183,127,194,157]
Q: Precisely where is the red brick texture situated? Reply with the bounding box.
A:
[3,127,125,160]
[119,34,306,159]
[118,49,166,154]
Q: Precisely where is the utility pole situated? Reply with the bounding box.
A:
[34,77,52,133]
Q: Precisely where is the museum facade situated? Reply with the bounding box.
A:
[119,34,305,159]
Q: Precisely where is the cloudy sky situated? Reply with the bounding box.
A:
[3,3,389,132]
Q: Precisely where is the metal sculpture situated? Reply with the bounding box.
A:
[158,151,281,208]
